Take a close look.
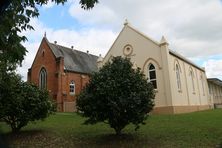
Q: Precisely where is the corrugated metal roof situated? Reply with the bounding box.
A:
[46,40,98,74]
[208,78,222,87]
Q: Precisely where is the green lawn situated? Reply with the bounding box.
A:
[0,109,222,148]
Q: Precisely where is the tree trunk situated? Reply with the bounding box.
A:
[11,123,21,133]
[115,127,122,135]
[11,127,20,133]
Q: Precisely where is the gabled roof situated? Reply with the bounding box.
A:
[169,50,205,72]
[207,78,222,87]
[45,38,98,74]
[107,23,205,72]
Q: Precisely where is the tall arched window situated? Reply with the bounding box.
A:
[70,80,75,95]
[200,75,205,95]
[148,64,157,89]
[175,64,181,90]
[39,68,47,89]
[189,68,195,92]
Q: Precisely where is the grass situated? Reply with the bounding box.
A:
[0,109,222,148]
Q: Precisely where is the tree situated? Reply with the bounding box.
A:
[76,56,155,135]
[0,0,98,65]
[0,0,98,130]
[0,73,55,133]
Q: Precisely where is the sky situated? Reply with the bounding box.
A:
[18,0,222,80]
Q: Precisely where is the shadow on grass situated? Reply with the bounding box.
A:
[0,134,8,148]
[2,130,162,148]
[73,133,162,148]
[2,129,65,147]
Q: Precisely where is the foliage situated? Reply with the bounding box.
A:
[76,56,155,135]
[0,73,55,133]
[0,0,98,65]
[0,0,98,132]
[79,0,98,9]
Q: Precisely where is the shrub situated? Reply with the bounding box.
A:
[0,74,55,132]
[77,56,155,135]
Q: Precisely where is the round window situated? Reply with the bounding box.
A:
[123,44,133,56]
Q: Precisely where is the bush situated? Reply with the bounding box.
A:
[0,74,55,132]
[77,56,155,135]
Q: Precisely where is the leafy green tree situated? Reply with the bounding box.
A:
[77,56,155,135]
[0,74,55,133]
[0,0,98,65]
[0,0,98,130]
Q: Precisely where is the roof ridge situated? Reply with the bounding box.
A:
[49,42,98,58]
[126,23,205,72]
[169,50,205,71]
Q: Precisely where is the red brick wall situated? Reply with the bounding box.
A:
[62,72,89,110]
[28,38,91,112]
[29,38,58,96]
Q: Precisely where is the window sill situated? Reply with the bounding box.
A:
[154,89,158,93]
[69,93,75,96]
[178,89,182,93]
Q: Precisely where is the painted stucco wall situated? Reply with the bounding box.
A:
[101,23,211,113]
[208,82,222,105]
[102,25,170,108]
[168,54,209,107]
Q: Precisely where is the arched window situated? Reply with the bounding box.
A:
[70,80,75,95]
[39,68,47,89]
[148,64,157,89]
[200,75,205,95]
[189,68,195,92]
[175,64,181,90]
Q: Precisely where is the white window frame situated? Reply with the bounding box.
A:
[69,80,75,95]
[200,75,205,96]
[39,68,47,89]
[189,69,195,93]
[148,63,157,89]
[175,64,181,91]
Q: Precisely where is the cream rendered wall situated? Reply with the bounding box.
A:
[101,23,210,111]
[168,54,209,107]
[197,72,209,105]
[102,25,168,107]
[209,82,222,105]
[168,55,189,106]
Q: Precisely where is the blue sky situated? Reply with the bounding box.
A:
[18,0,222,80]
[38,4,79,30]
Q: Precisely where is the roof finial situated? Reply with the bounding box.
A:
[124,19,128,26]
[44,31,46,38]
[160,36,169,46]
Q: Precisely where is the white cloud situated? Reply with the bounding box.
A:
[69,1,117,26]
[16,42,40,80]
[204,59,222,79]
[68,0,222,58]
[46,28,116,56]
[68,0,222,80]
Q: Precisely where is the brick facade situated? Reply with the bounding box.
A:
[28,38,93,112]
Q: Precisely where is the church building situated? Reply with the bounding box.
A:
[98,22,213,114]
[28,37,98,112]
[28,22,221,114]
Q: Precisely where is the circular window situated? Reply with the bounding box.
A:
[123,44,133,56]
